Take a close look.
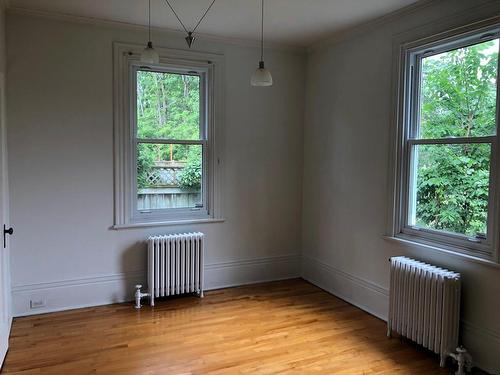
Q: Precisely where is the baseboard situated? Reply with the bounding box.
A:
[461,320,500,375]
[204,254,300,290]
[11,254,300,317]
[11,270,146,317]
[301,255,500,375]
[301,255,389,320]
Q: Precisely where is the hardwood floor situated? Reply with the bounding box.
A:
[2,279,474,374]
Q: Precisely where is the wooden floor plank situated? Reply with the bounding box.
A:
[2,279,481,374]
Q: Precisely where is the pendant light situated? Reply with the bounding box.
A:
[165,0,216,48]
[141,0,160,64]
[251,0,272,86]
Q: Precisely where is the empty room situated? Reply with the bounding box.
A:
[0,0,498,373]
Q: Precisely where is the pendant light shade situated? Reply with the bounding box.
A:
[141,0,159,64]
[141,42,160,64]
[251,0,272,86]
[251,61,273,86]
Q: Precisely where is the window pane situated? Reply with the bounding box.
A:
[419,39,498,138]
[137,70,201,140]
[137,143,202,210]
[409,143,491,237]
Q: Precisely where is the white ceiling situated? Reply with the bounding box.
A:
[8,0,421,47]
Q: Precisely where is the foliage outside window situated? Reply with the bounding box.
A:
[394,26,500,258]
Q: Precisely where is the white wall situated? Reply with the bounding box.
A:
[6,12,305,316]
[302,0,500,373]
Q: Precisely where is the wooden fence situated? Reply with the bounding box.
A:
[138,187,201,210]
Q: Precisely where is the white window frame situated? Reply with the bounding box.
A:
[388,19,500,262]
[113,42,224,228]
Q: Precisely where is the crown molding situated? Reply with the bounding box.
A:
[6,6,306,54]
[307,0,437,53]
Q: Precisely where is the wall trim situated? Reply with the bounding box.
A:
[461,320,500,374]
[6,6,305,54]
[302,255,500,374]
[308,0,500,53]
[303,255,388,296]
[462,320,500,345]
[205,254,298,270]
[11,270,145,293]
[204,254,300,290]
[301,255,388,320]
[11,254,300,317]
[307,0,436,53]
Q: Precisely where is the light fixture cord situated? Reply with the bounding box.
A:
[164,0,216,34]
[193,0,216,33]
[165,0,189,33]
[148,0,152,42]
[261,0,264,62]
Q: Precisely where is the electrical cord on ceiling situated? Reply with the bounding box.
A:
[164,0,216,34]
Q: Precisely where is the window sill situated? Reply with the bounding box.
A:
[112,218,225,230]
[383,235,500,269]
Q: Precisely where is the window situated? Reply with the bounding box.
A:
[391,23,500,260]
[135,69,205,215]
[113,43,224,227]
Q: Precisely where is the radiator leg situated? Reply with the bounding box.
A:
[387,326,391,338]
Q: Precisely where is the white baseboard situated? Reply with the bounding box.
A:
[205,254,300,290]
[301,255,500,375]
[461,320,500,375]
[11,271,146,317]
[11,254,300,317]
[301,255,389,320]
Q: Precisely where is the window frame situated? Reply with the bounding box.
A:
[113,43,224,228]
[389,20,500,261]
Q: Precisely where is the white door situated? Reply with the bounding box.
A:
[0,71,11,365]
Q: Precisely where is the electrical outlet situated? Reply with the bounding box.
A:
[30,299,46,309]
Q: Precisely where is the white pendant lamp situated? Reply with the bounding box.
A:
[251,0,272,86]
[141,0,160,64]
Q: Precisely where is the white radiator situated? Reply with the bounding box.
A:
[387,256,461,367]
[148,232,204,306]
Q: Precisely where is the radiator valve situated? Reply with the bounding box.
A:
[134,284,150,309]
[449,346,472,375]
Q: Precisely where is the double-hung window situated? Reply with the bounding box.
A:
[113,43,224,227]
[391,23,500,260]
[134,66,207,220]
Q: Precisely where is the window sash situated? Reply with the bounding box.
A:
[397,25,500,256]
[133,65,208,142]
[403,140,495,253]
[408,136,496,145]
[131,140,210,221]
[130,62,210,222]
[408,30,500,141]
[136,138,206,145]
